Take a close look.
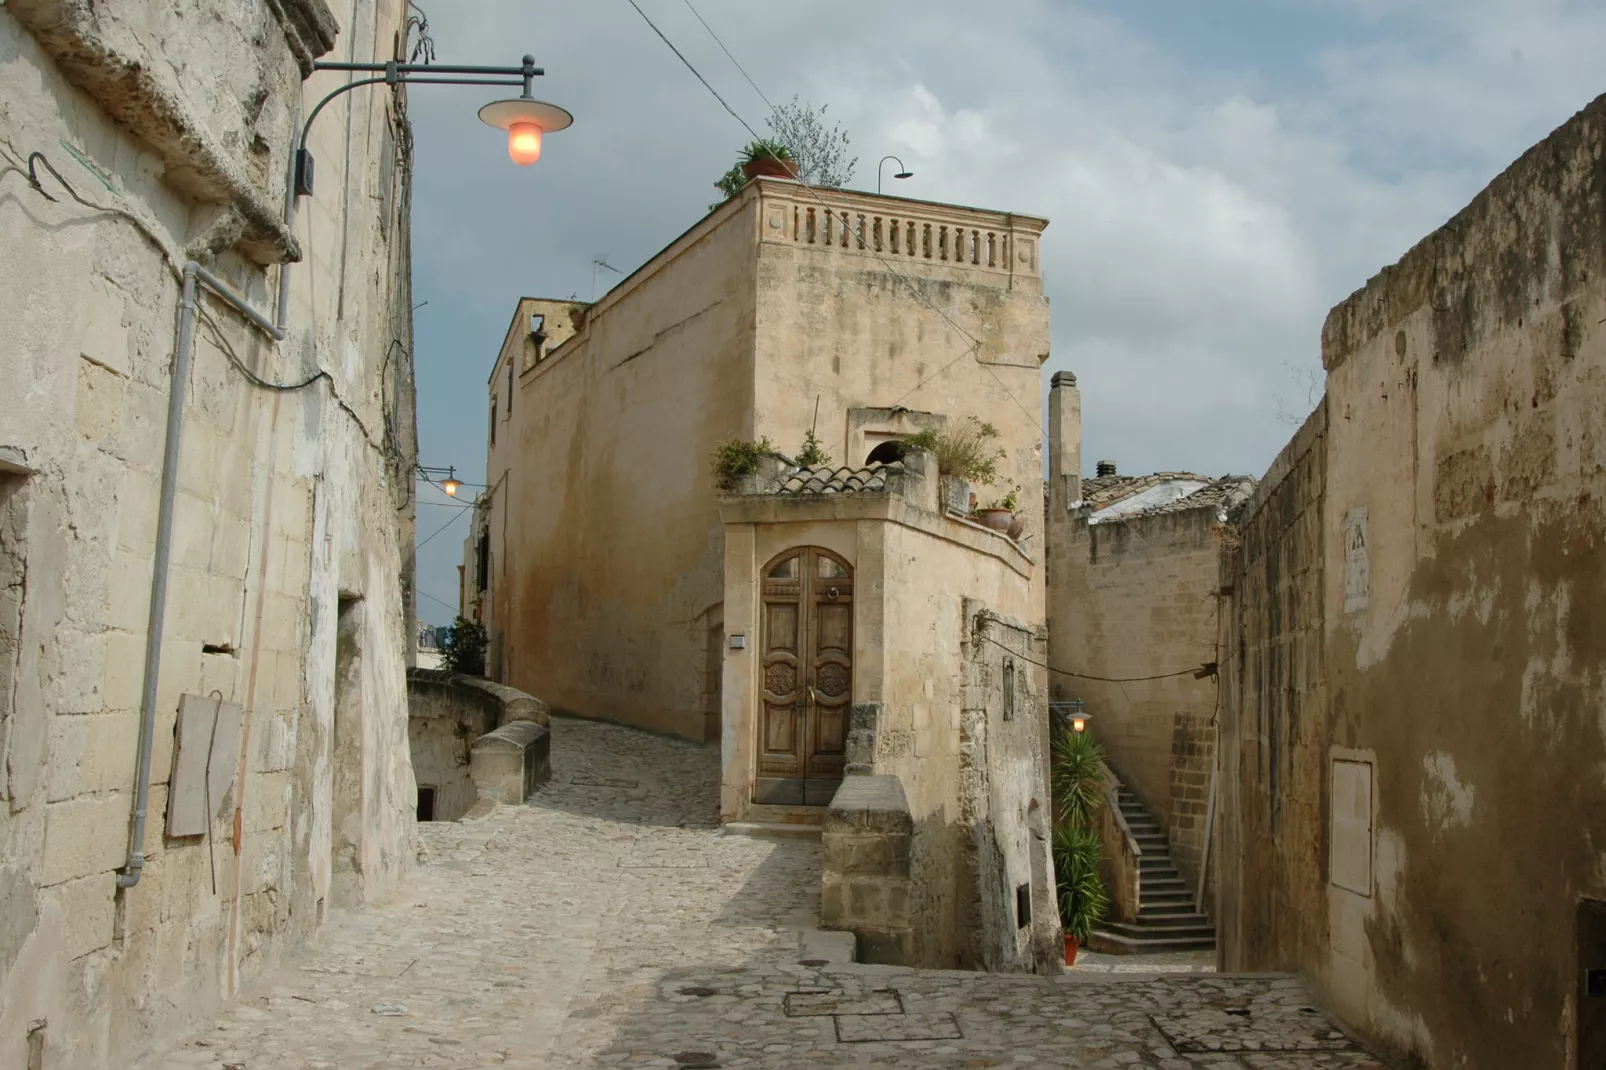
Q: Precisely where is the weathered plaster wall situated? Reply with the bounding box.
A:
[489,198,760,739]
[1047,504,1223,896]
[0,1,418,1066]
[957,601,1059,973]
[1216,401,1328,975]
[752,186,1051,616]
[1220,91,1606,1070]
[492,183,1050,743]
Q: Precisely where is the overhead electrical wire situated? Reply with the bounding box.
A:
[622,0,1043,436]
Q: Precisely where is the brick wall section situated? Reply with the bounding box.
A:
[1047,505,1222,901]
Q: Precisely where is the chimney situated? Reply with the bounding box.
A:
[1096,460,1116,478]
[1048,370,1082,507]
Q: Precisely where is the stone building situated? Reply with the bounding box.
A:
[475,180,1061,970]
[1215,92,1606,1070]
[1043,371,1251,944]
[0,1,421,1066]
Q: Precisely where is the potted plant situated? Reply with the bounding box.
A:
[1052,724,1109,966]
[976,483,1020,534]
[712,436,776,494]
[796,427,830,468]
[1054,823,1109,966]
[739,139,800,181]
[903,419,1003,515]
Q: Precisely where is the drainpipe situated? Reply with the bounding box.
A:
[119,262,286,888]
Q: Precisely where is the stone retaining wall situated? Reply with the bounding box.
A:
[406,669,550,820]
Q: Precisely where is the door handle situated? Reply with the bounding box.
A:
[807,685,816,706]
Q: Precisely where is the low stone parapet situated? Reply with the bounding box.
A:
[407,668,552,820]
[820,774,914,965]
[470,721,551,804]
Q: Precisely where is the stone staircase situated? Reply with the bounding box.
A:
[1091,786,1216,954]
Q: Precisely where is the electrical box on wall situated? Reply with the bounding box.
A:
[729,634,746,650]
[166,693,244,838]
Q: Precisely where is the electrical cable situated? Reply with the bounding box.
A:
[415,506,471,551]
[975,630,1217,684]
[679,0,773,112]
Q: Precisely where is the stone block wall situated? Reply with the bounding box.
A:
[406,669,550,820]
[1216,401,1328,974]
[1046,503,1223,899]
[0,3,420,1067]
[820,775,914,965]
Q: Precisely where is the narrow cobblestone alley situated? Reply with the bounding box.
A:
[137,718,1384,1070]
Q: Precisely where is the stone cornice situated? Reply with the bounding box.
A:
[263,0,339,76]
[7,0,316,264]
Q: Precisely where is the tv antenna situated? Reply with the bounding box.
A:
[591,255,624,301]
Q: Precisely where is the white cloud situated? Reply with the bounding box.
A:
[402,0,1606,620]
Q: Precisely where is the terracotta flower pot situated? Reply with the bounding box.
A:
[977,508,1013,533]
[741,157,800,181]
[1064,934,1080,966]
[1007,515,1025,539]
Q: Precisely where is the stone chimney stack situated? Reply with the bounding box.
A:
[1048,370,1082,507]
[1096,460,1116,477]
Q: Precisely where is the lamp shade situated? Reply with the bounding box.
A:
[479,98,573,135]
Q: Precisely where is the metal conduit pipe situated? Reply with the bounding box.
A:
[119,262,286,888]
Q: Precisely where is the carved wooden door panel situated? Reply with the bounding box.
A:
[757,548,853,806]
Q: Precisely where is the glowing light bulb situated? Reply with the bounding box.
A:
[1072,715,1088,733]
[507,123,542,166]
[442,478,461,497]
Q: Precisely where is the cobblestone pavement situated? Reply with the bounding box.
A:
[138,716,1385,1070]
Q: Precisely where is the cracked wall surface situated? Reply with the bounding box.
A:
[0,1,419,1066]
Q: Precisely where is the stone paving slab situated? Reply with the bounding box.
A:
[134,716,1386,1070]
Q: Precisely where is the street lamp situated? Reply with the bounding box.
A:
[293,54,572,196]
[417,465,474,497]
[1051,700,1092,734]
[877,155,913,196]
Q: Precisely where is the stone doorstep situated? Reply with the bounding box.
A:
[722,822,822,840]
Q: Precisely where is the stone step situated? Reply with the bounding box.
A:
[1138,856,1177,872]
[1087,929,1216,955]
[1142,874,1189,891]
[1137,904,1210,920]
[1101,919,1216,941]
[1140,889,1197,908]
[721,822,823,840]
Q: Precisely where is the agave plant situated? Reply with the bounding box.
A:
[1050,725,1107,830]
[1053,822,1109,944]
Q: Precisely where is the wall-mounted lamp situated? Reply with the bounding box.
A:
[877,155,914,196]
[294,54,572,196]
[418,464,484,498]
[1050,700,1091,734]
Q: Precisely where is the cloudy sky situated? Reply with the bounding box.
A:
[404,0,1605,627]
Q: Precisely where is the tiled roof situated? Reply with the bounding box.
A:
[775,462,900,496]
[1083,472,1255,523]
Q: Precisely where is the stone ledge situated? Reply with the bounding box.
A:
[8,0,318,264]
[470,721,551,805]
[824,775,911,833]
[407,668,550,729]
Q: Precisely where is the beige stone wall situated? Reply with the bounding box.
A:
[720,468,1048,969]
[1046,505,1222,896]
[0,2,418,1066]
[1219,91,1606,1070]
[485,200,761,738]
[490,182,1049,742]
[751,186,1050,607]
[1216,402,1328,976]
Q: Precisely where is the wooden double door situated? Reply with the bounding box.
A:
[756,547,853,806]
